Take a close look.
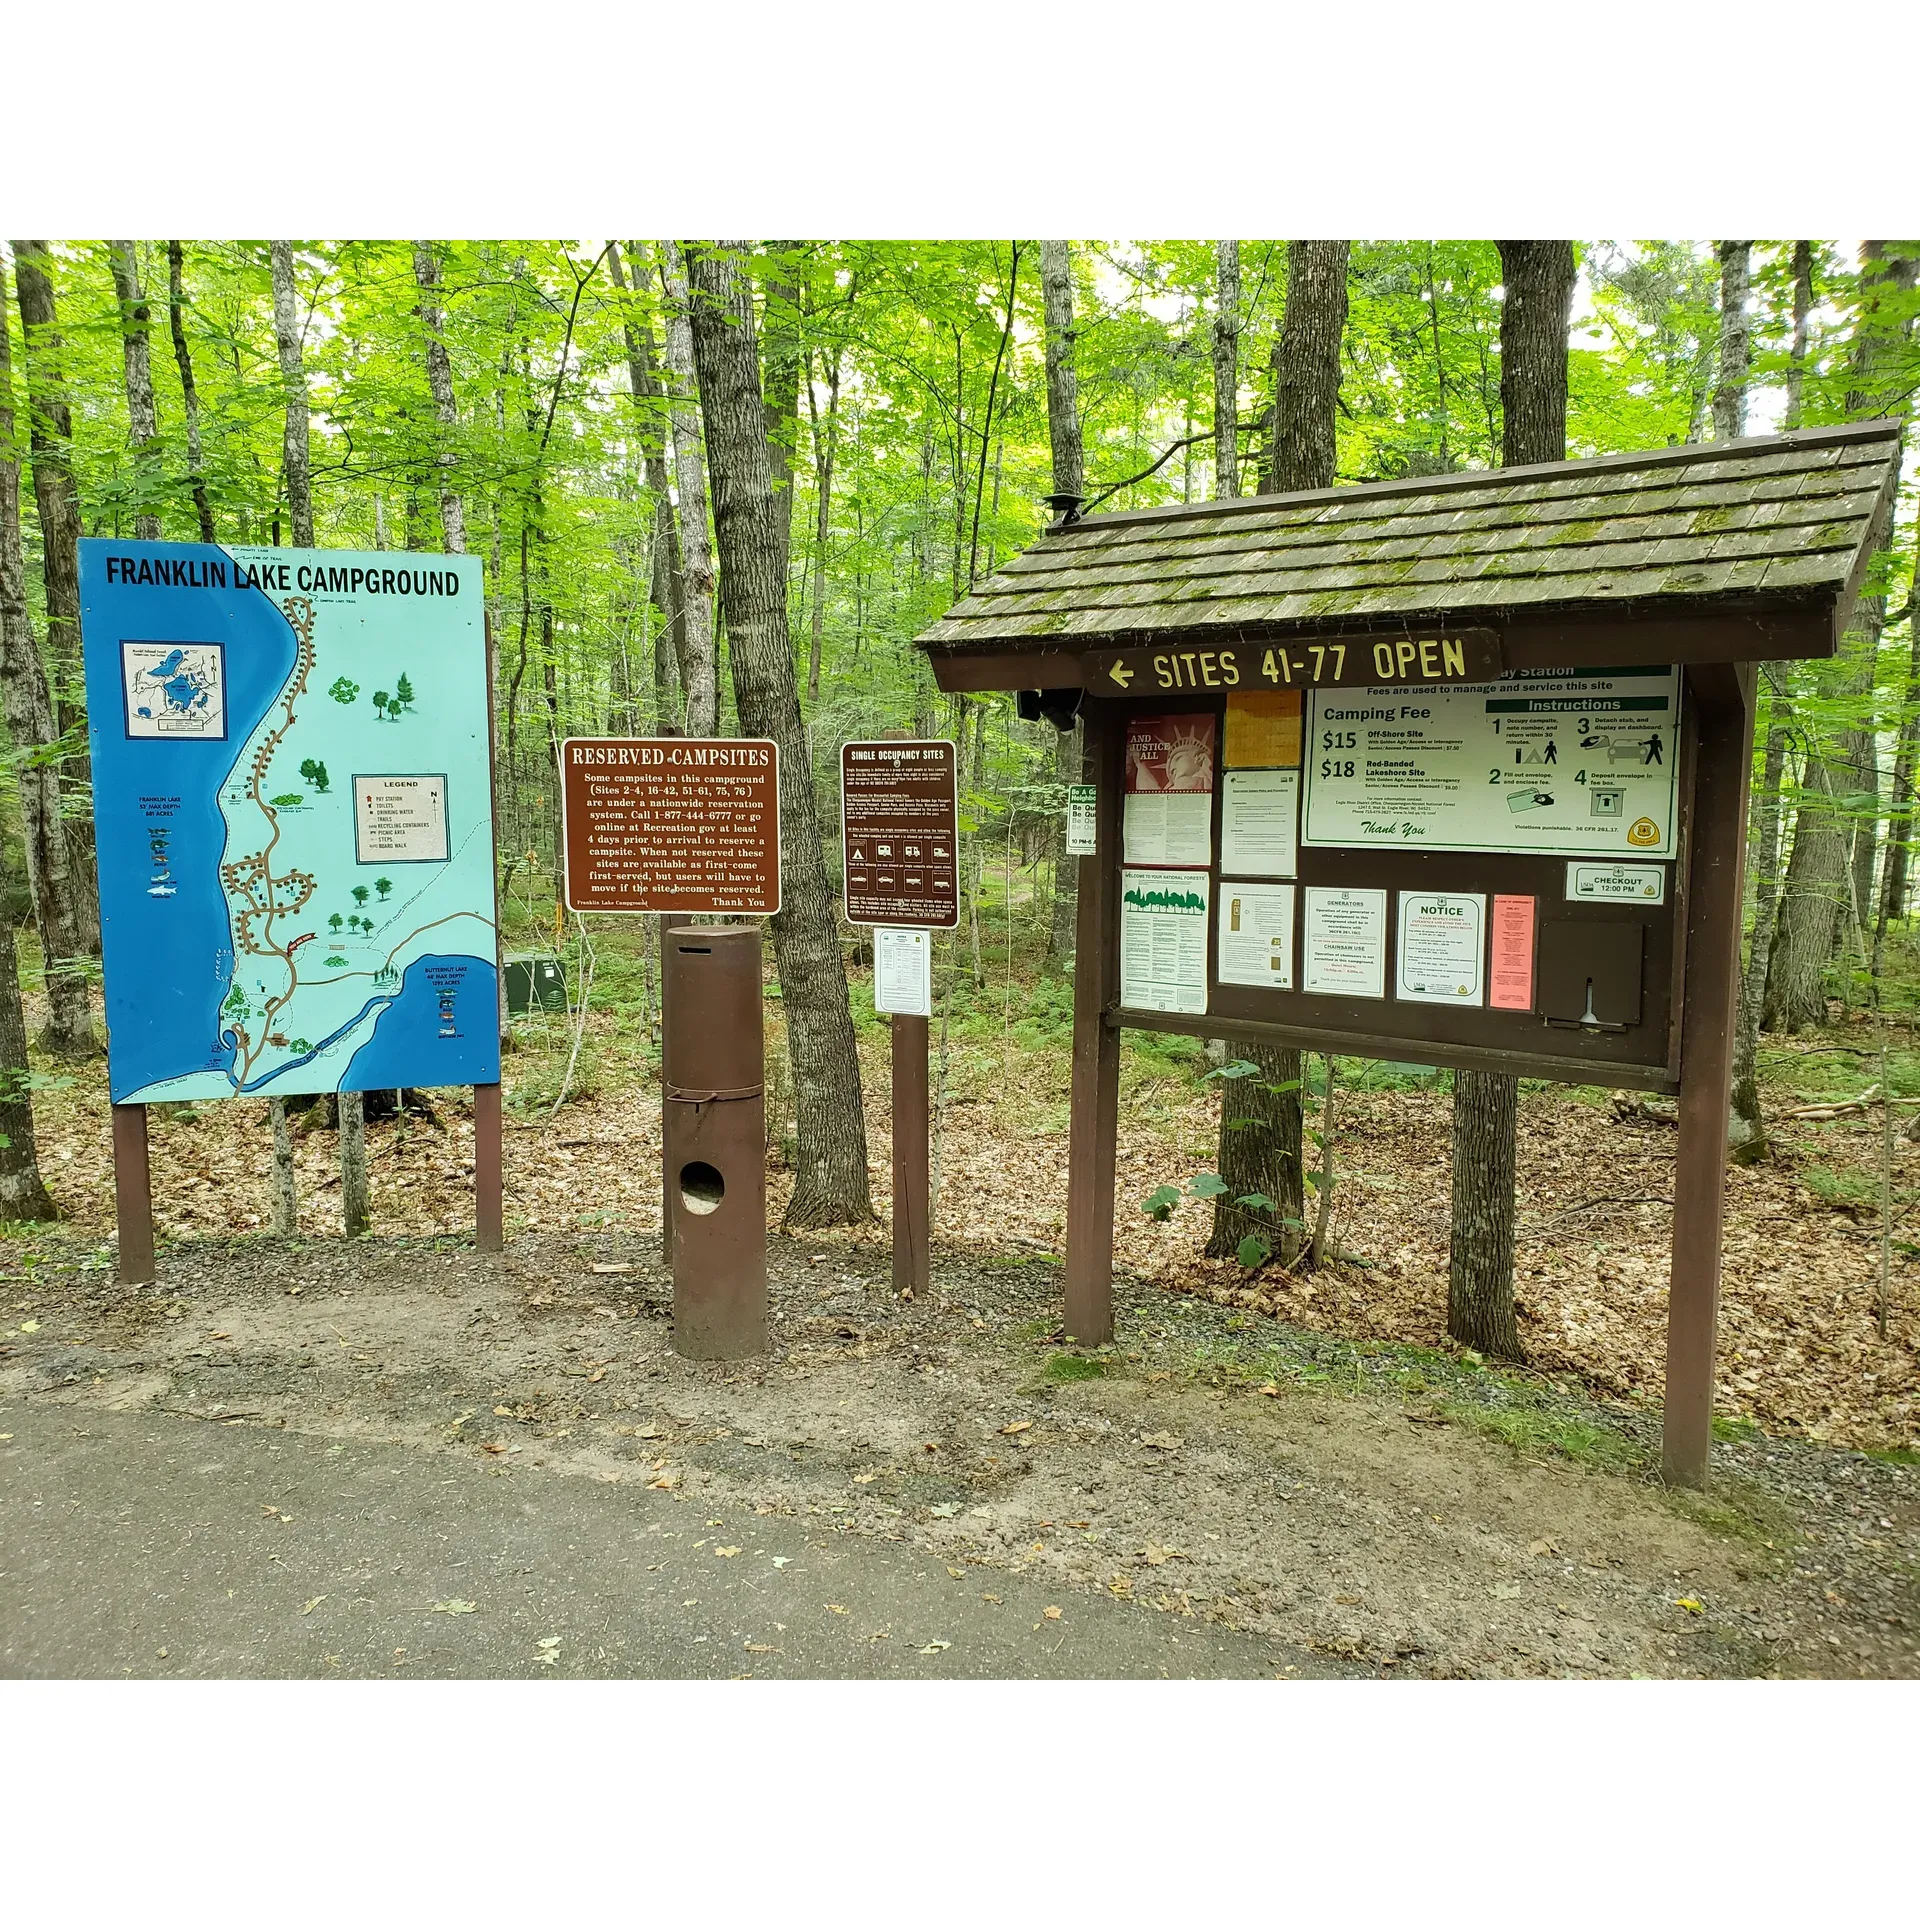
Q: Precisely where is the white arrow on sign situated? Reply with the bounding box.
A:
[1107,659,1134,688]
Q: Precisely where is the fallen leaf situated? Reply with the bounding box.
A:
[1675,1595,1704,1615]
[714,1544,741,1557]
[433,1598,478,1614]
[19,1321,39,1334]
[969,1505,992,1518]
[744,1643,776,1655]
[1529,1538,1558,1557]
[929,1502,961,1518]
[948,1567,964,1578]
[590,1262,632,1275]
[1043,1606,1063,1621]
[1140,1430,1183,1451]
[1109,1578,1134,1598]
[1142,1543,1187,1566]
[825,1604,848,1615]
[534,1637,562,1666]
[1258,1382,1281,1397]
[301,1596,327,1615]
[998,1420,1032,1436]
[981,1594,1002,1605]
[648,1472,678,1489]
[853,1471,877,1484]
[771,1557,791,1569]
[918,1641,951,1655]
[632,1423,666,1440]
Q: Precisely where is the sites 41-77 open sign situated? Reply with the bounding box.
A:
[561,737,781,915]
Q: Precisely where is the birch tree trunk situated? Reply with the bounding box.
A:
[0,886,57,1222]
[166,242,217,541]
[1207,241,1348,1264]
[684,239,871,1227]
[1448,240,1576,1360]
[269,240,314,546]
[1039,240,1084,969]
[107,242,163,539]
[1213,240,1241,500]
[659,241,718,735]
[1711,242,1752,441]
[1783,242,1814,429]
[609,244,688,719]
[0,252,95,1058]
[10,240,99,953]
[412,241,466,555]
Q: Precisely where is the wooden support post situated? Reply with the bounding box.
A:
[660,908,690,1265]
[892,1011,931,1297]
[474,1081,504,1253]
[1064,701,1121,1347]
[111,1102,155,1285]
[1663,666,1755,1489]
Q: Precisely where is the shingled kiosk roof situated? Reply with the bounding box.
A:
[916,420,1905,688]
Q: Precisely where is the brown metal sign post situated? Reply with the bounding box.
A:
[841,739,959,1300]
[912,423,1905,1491]
[562,737,781,1358]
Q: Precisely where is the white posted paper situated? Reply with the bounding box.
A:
[873,926,933,1017]
[1565,861,1666,904]
[1066,784,1097,856]
[1120,868,1210,1015]
[1218,883,1296,989]
[1396,891,1486,1005]
[1220,768,1299,876]
[1302,887,1387,998]
[1123,791,1211,867]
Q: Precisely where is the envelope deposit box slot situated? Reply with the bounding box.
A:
[1538,920,1644,1030]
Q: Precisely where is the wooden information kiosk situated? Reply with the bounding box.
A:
[917,422,1904,1487]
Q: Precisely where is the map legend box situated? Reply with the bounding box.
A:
[354,774,450,863]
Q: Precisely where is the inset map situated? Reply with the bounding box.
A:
[122,641,225,738]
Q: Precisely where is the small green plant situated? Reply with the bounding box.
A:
[299,757,330,792]
[373,689,391,719]
[270,792,304,808]
[328,677,358,704]
[1043,1351,1112,1383]
[323,955,346,969]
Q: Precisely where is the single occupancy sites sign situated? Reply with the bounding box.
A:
[561,737,781,914]
[840,738,959,928]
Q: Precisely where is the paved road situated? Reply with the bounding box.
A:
[0,1403,1339,1679]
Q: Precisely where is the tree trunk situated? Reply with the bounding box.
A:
[166,241,217,541]
[759,242,805,585]
[609,244,688,721]
[1448,241,1576,1356]
[269,241,313,546]
[340,1087,370,1235]
[805,342,842,706]
[1213,241,1351,1261]
[0,252,95,1058]
[1039,241,1085,968]
[684,240,871,1228]
[412,242,466,555]
[10,240,97,950]
[1783,242,1814,429]
[1711,242,1752,442]
[0,895,57,1223]
[1878,539,1920,935]
[659,242,718,735]
[1264,242,1349,494]
[1730,665,1790,1160]
[270,1096,296,1234]
[1213,240,1241,499]
[107,242,163,539]
[1448,1068,1520,1357]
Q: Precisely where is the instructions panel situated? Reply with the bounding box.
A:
[1121,867,1210,1014]
[1303,668,1681,857]
[353,774,449,863]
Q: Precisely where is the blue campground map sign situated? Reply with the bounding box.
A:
[79,542,500,1104]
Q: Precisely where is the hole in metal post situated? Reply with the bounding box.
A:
[679,1160,725,1214]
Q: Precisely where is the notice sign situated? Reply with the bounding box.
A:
[1396,891,1486,1005]
[1066,784,1097,856]
[1302,667,1681,857]
[1219,882,1295,989]
[1489,894,1536,1010]
[1120,867,1209,1015]
[1124,714,1215,867]
[874,927,933,1017]
[561,736,780,914]
[353,774,449,863]
[840,738,959,929]
[1303,887,1387,999]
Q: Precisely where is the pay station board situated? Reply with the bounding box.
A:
[1109,668,1690,1087]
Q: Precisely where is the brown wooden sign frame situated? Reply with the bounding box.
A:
[916,426,1906,1492]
